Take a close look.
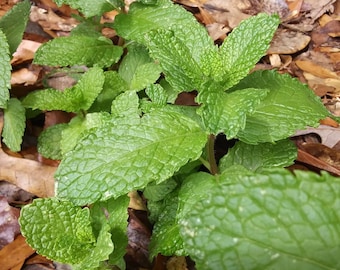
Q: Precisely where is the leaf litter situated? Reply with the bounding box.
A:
[1,0,340,269]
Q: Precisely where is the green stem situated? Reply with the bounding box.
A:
[208,134,218,175]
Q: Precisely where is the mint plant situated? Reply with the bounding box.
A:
[11,0,340,269]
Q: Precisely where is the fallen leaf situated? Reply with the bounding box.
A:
[296,59,339,79]
[0,234,36,270]
[0,197,20,249]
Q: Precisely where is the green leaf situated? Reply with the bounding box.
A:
[0,30,10,108]
[55,110,207,205]
[38,123,68,160]
[180,169,340,270]
[145,84,168,106]
[111,91,140,119]
[150,172,218,258]
[196,88,268,137]
[19,198,96,264]
[33,36,123,68]
[234,70,330,143]
[220,13,280,89]
[90,71,128,112]
[219,139,297,173]
[0,0,30,55]
[91,195,129,268]
[54,0,120,17]
[114,0,213,63]
[146,29,204,91]
[61,113,111,156]
[2,98,25,152]
[118,44,161,91]
[149,189,185,257]
[144,178,177,202]
[22,67,104,112]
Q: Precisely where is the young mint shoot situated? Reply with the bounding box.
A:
[15,0,338,269]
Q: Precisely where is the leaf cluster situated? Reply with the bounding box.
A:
[0,0,334,269]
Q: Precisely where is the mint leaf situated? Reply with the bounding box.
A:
[54,0,121,17]
[22,67,104,112]
[118,44,161,91]
[149,189,185,257]
[219,139,297,173]
[61,113,111,156]
[196,88,268,137]
[0,0,30,55]
[235,70,330,143]
[19,198,96,264]
[91,195,129,268]
[55,110,207,205]
[33,36,123,68]
[38,123,68,160]
[180,169,340,270]
[90,71,128,112]
[145,84,168,106]
[146,29,204,91]
[2,98,25,152]
[0,30,10,108]
[144,178,177,202]
[111,91,140,119]
[114,0,213,61]
[220,13,280,89]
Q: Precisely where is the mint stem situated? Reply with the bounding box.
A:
[208,134,218,175]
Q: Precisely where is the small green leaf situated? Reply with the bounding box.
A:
[55,110,207,205]
[90,71,128,112]
[196,88,268,137]
[234,70,330,143]
[146,29,204,91]
[91,195,129,268]
[33,36,123,68]
[0,30,10,108]
[220,13,280,89]
[38,123,68,160]
[114,0,213,63]
[219,139,297,173]
[118,44,161,91]
[149,189,185,257]
[144,178,177,202]
[180,169,340,270]
[19,198,96,264]
[0,0,30,55]
[61,113,111,156]
[111,91,140,119]
[22,67,104,112]
[2,98,25,152]
[145,84,168,106]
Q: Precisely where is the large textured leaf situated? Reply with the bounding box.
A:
[2,98,25,152]
[114,0,213,64]
[33,36,123,68]
[220,13,280,89]
[196,88,268,137]
[0,0,30,55]
[55,110,207,205]
[22,67,104,112]
[219,139,297,172]
[19,198,96,264]
[235,70,329,143]
[180,168,340,270]
[0,30,10,108]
